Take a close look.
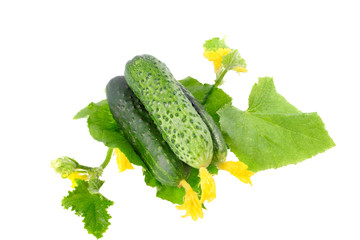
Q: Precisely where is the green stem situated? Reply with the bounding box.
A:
[76,164,93,171]
[203,67,229,105]
[214,68,229,88]
[202,85,215,105]
[68,157,80,166]
[100,148,114,169]
[69,148,113,173]
[69,157,93,171]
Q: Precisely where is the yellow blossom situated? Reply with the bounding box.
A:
[233,66,248,73]
[203,48,232,72]
[68,171,88,188]
[217,161,254,185]
[199,167,216,203]
[176,179,203,221]
[114,148,134,172]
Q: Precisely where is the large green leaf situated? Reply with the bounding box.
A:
[218,77,335,172]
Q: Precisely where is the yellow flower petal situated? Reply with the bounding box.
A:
[68,171,88,188]
[217,161,254,185]
[217,48,232,56]
[115,148,134,172]
[176,179,203,221]
[199,167,216,203]
[233,66,248,73]
[203,48,232,73]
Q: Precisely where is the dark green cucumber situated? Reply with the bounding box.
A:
[106,76,188,187]
[179,83,227,163]
[125,55,213,169]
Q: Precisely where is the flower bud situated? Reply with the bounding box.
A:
[51,157,77,178]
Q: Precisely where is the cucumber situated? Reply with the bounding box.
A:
[178,83,227,163]
[125,55,214,169]
[106,76,188,187]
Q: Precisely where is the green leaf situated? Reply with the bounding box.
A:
[88,178,105,194]
[73,101,103,120]
[203,37,228,51]
[143,168,162,188]
[248,78,300,114]
[62,180,113,239]
[179,77,232,127]
[207,162,219,175]
[142,165,184,204]
[179,77,213,103]
[221,49,247,70]
[156,185,185,205]
[203,87,232,128]
[218,77,335,172]
[74,100,146,168]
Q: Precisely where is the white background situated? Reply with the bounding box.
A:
[1,1,359,239]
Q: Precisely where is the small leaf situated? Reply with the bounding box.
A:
[221,49,247,70]
[62,180,113,239]
[203,37,229,51]
[73,101,103,119]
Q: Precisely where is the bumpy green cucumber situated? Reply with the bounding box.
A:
[125,55,213,169]
[106,76,188,187]
[179,83,227,163]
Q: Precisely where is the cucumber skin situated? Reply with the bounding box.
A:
[179,83,227,163]
[125,55,213,169]
[106,76,188,187]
